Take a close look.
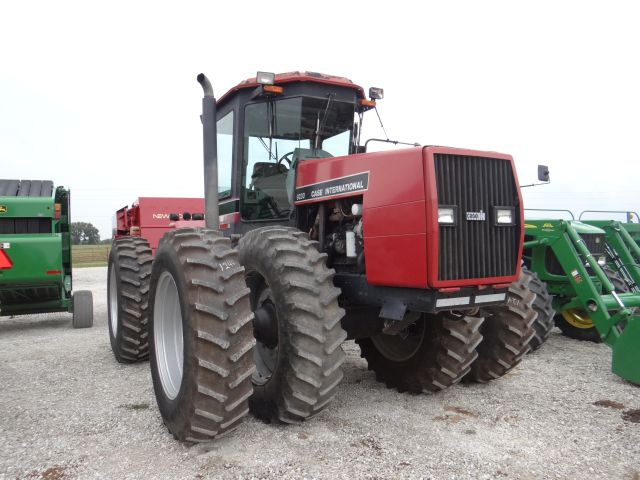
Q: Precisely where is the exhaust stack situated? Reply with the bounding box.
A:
[197,73,219,230]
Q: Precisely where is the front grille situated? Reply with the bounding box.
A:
[545,232,605,275]
[582,233,605,256]
[435,154,520,281]
[0,218,51,234]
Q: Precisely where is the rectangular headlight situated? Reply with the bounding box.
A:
[438,206,456,225]
[369,87,384,100]
[494,207,515,226]
[256,71,275,85]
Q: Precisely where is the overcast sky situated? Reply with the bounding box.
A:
[1,1,639,237]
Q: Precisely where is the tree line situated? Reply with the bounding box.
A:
[70,221,105,245]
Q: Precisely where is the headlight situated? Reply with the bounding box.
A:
[597,256,606,266]
[256,71,275,85]
[494,207,515,226]
[438,206,456,225]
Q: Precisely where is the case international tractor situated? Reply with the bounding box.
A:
[108,71,540,442]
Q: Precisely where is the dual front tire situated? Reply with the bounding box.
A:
[358,266,539,388]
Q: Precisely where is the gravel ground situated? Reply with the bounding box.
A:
[1,266,639,479]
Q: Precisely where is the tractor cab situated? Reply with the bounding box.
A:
[213,72,376,226]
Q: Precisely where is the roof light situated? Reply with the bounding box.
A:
[256,71,275,85]
[369,87,384,100]
[263,85,283,94]
[359,99,376,108]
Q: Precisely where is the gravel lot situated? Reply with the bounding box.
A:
[1,266,639,479]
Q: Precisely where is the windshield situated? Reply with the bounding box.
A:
[242,96,354,221]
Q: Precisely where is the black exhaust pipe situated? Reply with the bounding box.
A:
[197,73,219,229]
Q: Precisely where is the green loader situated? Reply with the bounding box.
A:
[0,179,93,327]
[579,210,640,294]
[522,214,640,384]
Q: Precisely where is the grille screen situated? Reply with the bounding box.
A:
[545,233,605,275]
[434,154,520,281]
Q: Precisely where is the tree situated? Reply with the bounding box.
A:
[71,222,100,245]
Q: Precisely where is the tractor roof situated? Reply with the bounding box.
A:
[216,71,366,106]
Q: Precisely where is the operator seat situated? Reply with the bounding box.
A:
[285,148,333,203]
[251,162,290,213]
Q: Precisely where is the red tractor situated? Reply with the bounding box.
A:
[108,71,538,442]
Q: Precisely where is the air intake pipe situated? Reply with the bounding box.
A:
[197,73,219,229]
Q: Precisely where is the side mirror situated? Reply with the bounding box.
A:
[537,165,550,182]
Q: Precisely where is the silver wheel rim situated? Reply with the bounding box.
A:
[253,288,278,386]
[154,271,184,400]
[108,266,118,336]
[371,319,425,362]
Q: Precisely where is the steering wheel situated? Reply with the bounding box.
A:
[277,151,294,168]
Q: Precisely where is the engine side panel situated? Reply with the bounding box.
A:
[295,148,428,288]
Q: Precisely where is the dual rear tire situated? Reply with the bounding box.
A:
[146,227,346,441]
[107,237,153,363]
[148,228,255,442]
[238,227,346,424]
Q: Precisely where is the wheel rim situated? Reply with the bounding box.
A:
[154,271,184,400]
[252,285,278,386]
[108,266,118,336]
[371,319,425,362]
[562,309,594,329]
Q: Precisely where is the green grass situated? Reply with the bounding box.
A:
[72,244,110,268]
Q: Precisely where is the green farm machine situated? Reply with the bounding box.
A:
[579,210,640,294]
[0,179,93,327]
[522,210,640,384]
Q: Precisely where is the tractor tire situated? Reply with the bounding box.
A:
[357,313,483,393]
[108,237,153,363]
[467,271,536,382]
[237,227,347,424]
[523,267,555,351]
[72,290,93,328]
[554,265,630,343]
[149,228,255,442]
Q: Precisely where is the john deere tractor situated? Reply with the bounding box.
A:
[109,71,542,442]
[522,212,640,384]
[579,210,640,295]
[0,179,93,327]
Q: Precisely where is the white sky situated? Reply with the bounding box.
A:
[1,0,639,237]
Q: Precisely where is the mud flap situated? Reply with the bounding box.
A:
[611,315,640,385]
